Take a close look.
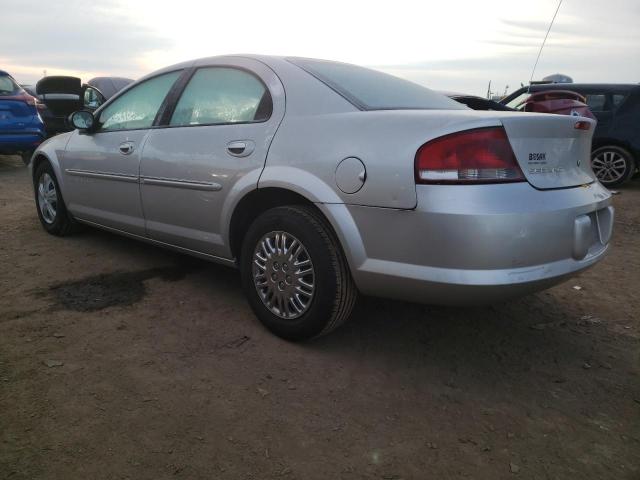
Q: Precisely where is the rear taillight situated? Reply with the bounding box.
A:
[23,94,46,111]
[3,93,45,110]
[415,127,525,184]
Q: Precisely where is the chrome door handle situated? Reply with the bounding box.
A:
[226,140,255,157]
[119,141,135,155]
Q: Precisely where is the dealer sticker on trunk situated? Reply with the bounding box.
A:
[528,152,547,162]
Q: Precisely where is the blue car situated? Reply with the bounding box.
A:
[0,70,46,164]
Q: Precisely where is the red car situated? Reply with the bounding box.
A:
[520,90,596,119]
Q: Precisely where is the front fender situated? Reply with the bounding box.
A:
[30,132,74,192]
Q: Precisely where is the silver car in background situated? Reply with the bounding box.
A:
[30,55,614,340]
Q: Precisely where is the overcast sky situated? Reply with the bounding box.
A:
[1,0,639,96]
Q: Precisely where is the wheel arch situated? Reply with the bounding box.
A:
[29,132,74,189]
[31,152,52,178]
[30,148,66,192]
[592,138,637,162]
[228,187,315,261]
[227,187,367,279]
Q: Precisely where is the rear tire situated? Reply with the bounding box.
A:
[591,146,635,187]
[33,162,78,236]
[240,205,357,341]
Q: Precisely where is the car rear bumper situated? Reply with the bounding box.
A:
[352,245,608,305]
[340,181,613,305]
[0,131,45,153]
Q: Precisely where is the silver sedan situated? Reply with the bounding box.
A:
[30,55,614,340]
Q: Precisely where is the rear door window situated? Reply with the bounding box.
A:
[169,67,271,126]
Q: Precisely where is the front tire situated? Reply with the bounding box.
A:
[240,205,357,341]
[34,162,77,236]
[591,146,636,187]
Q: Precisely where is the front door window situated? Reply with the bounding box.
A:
[99,71,181,131]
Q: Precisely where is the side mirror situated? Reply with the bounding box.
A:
[69,110,95,131]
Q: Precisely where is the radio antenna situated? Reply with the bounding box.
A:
[527,0,563,92]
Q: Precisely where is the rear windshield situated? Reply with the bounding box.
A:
[0,75,21,96]
[288,58,465,111]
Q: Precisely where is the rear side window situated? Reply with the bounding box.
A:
[170,68,271,126]
[0,75,20,96]
[612,94,627,109]
[288,58,464,111]
[585,94,607,111]
[99,71,181,131]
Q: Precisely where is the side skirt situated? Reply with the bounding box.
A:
[74,218,238,268]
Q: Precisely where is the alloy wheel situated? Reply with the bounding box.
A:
[592,150,628,184]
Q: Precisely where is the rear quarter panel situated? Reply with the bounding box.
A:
[262,110,503,209]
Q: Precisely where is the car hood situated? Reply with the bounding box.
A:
[36,76,82,96]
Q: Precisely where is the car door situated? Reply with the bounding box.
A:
[61,70,182,235]
[139,58,285,258]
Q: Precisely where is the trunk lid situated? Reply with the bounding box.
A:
[36,76,82,117]
[501,113,596,189]
[36,76,82,96]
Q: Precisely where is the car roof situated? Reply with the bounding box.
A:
[97,54,360,118]
[137,54,281,77]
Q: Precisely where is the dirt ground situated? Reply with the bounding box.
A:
[1,154,638,480]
